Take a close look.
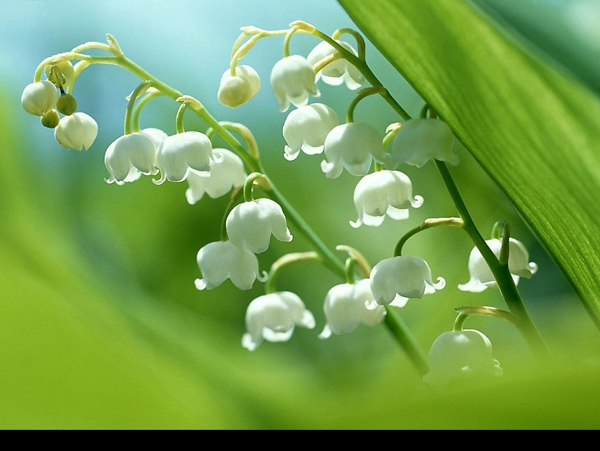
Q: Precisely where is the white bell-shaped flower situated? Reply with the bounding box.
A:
[350,170,424,228]
[370,255,445,305]
[226,198,293,254]
[423,329,503,389]
[218,65,261,108]
[319,279,386,339]
[458,238,538,293]
[242,291,316,351]
[282,103,339,161]
[21,80,59,116]
[270,55,320,112]
[54,112,98,150]
[306,40,364,90]
[321,122,387,179]
[186,148,247,204]
[195,240,266,291]
[104,128,167,185]
[389,118,459,168]
[154,131,217,184]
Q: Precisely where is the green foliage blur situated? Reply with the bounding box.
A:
[1,0,600,429]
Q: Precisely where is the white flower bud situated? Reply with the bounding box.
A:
[218,65,261,108]
[54,112,98,150]
[423,329,503,389]
[21,80,59,116]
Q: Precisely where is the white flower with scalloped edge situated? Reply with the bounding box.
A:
[307,40,364,90]
[321,122,388,179]
[282,103,339,161]
[154,131,218,184]
[458,237,538,293]
[350,170,423,228]
[370,255,445,306]
[242,291,316,351]
[270,55,320,112]
[319,279,385,339]
[226,198,293,254]
[195,240,267,291]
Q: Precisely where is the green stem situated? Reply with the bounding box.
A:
[384,306,429,376]
[435,160,552,363]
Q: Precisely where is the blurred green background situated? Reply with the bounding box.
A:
[2,0,600,429]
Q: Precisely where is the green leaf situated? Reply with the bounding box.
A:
[338,0,600,328]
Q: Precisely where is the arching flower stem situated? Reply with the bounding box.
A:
[453,305,519,331]
[346,86,386,123]
[265,251,322,294]
[124,81,152,135]
[394,217,464,257]
[435,160,552,363]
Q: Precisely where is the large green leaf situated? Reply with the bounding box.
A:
[338,0,600,327]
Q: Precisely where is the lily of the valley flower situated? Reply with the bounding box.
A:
[319,279,386,339]
[242,291,316,351]
[370,255,445,305]
[21,80,59,116]
[389,118,459,168]
[195,240,267,291]
[307,40,364,90]
[186,148,247,204]
[423,329,503,389]
[270,55,320,112]
[350,170,423,228]
[218,65,261,108]
[54,112,98,150]
[104,128,167,184]
[458,237,538,293]
[226,198,293,253]
[321,122,387,179]
[282,103,339,161]
[154,131,217,184]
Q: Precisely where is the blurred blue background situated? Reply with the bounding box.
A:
[1,0,600,429]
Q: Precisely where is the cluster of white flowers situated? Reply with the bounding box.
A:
[21,24,541,389]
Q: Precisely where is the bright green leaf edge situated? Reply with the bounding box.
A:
[339,0,600,328]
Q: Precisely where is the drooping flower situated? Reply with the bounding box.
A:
[154,131,217,184]
[458,238,538,293]
[306,40,364,90]
[423,329,503,389]
[185,148,247,204]
[270,55,320,112]
[242,291,316,351]
[21,80,59,116]
[389,118,459,168]
[54,112,98,150]
[195,240,267,291]
[370,256,445,305]
[282,103,339,161]
[350,170,423,228]
[321,122,387,179]
[104,128,167,184]
[226,198,293,253]
[45,61,75,88]
[217,65,261,108]
[319,279,386,339]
